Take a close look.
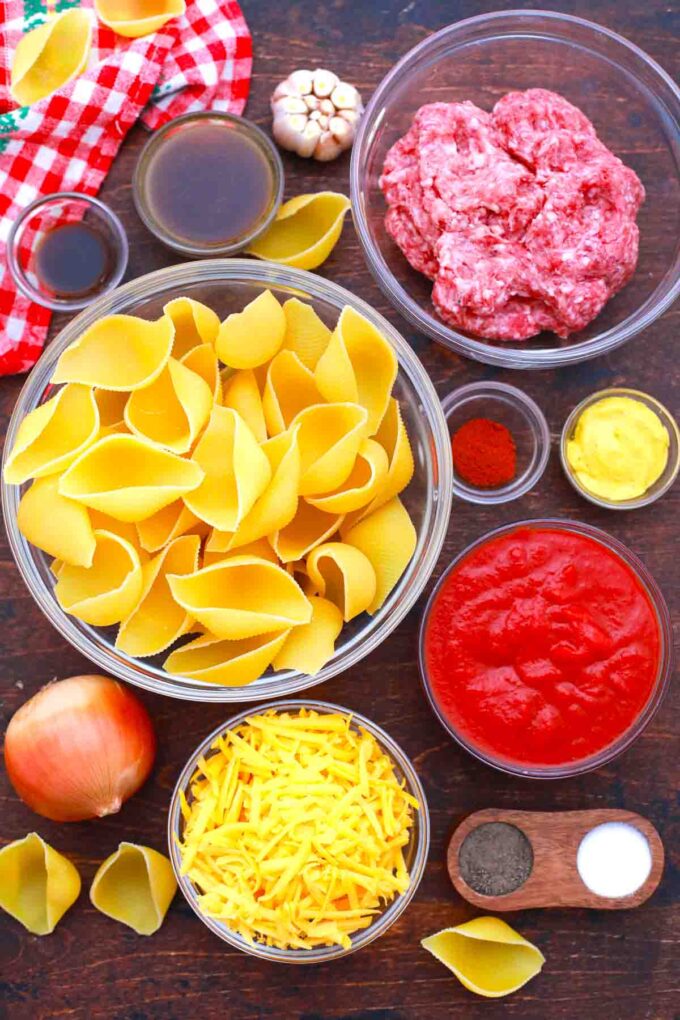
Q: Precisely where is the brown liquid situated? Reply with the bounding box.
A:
[145,120,276,246]
[34,222,113,298]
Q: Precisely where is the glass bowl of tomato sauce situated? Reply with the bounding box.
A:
[418,520,673,779]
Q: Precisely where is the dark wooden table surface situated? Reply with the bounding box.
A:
[1,2,678,1018]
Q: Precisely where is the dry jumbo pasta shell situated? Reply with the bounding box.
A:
[10,9,92,107]
[94,0,186,40]
[17,474,96,568]
[125,357,213,454]
[246,193,351,271]
[59,434,204,522]
[164,296,220,358]
[55,529,144,626]
[315,306,398,434]
[165,630,289,686]
[272,596,343,675]
[216,290,286,369]
[136,500,204,554]
[306,542,377,622]
[292,402,368,496]
[263,351,321,435]
[305,437,388,514]
[0,833,81,935]
[185,406,272,532]
[270,501,343,564]
[180,343,223,404]
[343,497,417,614]
[281,297,332,369]
[421,917,545,998]
[116,534,200,657]
[90,843,176,935]
[222,369,268,443]
[52,314,174,391]
[3,384,99,484]
[168,557,312,639]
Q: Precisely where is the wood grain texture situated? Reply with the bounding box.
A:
[447,809,664,911]
[1,1,678,1018]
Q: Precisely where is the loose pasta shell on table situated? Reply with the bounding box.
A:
[222,369,267,443]
[94,0,186,39]
[164,296,220,359]
[164,629,289,686]
[51,314,174,391]
[292,402,369,496]
[0,833,81,936]
[59,434,204,522]
[55,529,144,626]
[3,383,99,484]
[10,9,92,107]
[306,542,377,621]
[421,917,545,998]
[315,306,398,434]
[168,556,312,639]
[116,534,200,657]
[246,193,351,271]
[180,344,223,405]
[17,474,96,567]
[305,437,388,514]
[281,297,332,369]
[184,406,271,532]
[216,290,286,370]
[343,497,417,614]
[263,351,321,435]
[270,502,344,564]
[272,595,343,675]
[90,843,176,936]
[125,357,212,454]
[136,500,204,554]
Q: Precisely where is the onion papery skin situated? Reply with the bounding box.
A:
[4,674,156,822]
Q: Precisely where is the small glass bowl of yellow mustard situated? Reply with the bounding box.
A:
[561,387,679,510]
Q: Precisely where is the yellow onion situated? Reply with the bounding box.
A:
[4,675,155,822]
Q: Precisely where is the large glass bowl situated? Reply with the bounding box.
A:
[167,699,430,963]
[418,519,674,779]
[351,11,680,369]
[2,261,452,702]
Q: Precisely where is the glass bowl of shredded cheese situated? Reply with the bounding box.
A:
[168,700,430,962]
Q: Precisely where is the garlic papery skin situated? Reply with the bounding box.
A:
[271,68,364,161]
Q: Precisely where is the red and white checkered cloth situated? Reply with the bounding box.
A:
[0,0,252,375]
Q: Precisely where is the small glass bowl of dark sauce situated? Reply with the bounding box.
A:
[133,111,284,258]
[7,192,128,312]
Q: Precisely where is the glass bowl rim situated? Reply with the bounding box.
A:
[560,387,680,510]
[418,517,674,779]
[441,380,551,504]
[133,111,285,257]
[166,697,431,963]
[2,258,453,702]
[6,191,129,312]
[349,8,680,370]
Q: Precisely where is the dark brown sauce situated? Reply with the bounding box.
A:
[145,120,276,246]
[33,222,113,299]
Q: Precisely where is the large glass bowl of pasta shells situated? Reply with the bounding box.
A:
[2,260,452,701]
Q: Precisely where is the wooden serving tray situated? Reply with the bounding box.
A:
[447,808,664,911]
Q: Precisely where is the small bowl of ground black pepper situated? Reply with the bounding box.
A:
[441,382,550,505]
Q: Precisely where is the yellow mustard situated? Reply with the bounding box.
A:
[566,395,669,502]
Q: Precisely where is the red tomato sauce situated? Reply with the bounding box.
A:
[423,526,661,766]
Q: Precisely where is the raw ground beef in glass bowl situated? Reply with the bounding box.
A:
[350,11,680,369]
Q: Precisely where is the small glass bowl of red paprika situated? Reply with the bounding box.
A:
[441,381,550,504]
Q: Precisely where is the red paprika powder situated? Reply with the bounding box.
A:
[451,417,516,488]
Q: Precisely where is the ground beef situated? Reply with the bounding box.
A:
[380,88,645,341]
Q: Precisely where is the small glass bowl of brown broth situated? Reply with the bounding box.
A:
[133,112,284,258]
[7,192,128,312]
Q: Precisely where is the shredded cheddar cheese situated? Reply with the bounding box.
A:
[178,708,419,950]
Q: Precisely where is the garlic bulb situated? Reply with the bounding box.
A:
[271,68,364,162]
